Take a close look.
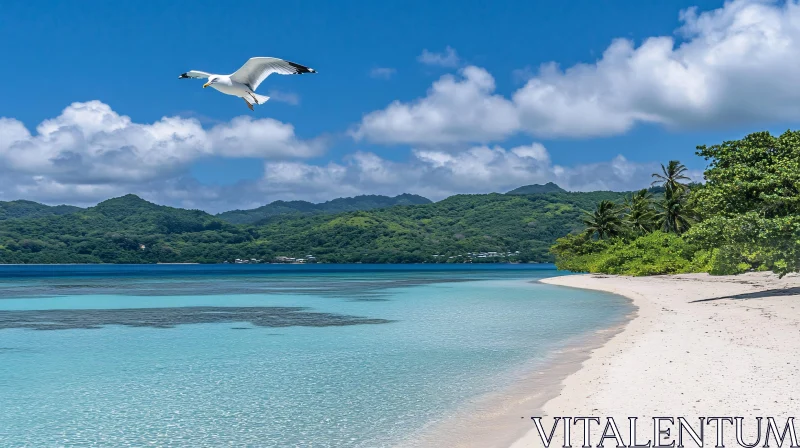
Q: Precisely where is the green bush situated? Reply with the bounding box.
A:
[553,231,712,276]
[550,232,608,272]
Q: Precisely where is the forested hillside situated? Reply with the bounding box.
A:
[0,188,628,264]
[506,182,566,195]
[0,201,82,221]
[217,194,432,224]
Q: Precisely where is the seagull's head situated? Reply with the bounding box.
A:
[203,77,219,88]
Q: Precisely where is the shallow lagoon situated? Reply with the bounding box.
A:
[0,265,630,447]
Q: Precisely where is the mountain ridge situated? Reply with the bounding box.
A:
[0,200,83,221]
[0,182,582,224]
[506,182,567,195]
[0,189,631,264]
[216,193,432,224]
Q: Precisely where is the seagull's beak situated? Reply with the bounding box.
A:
[203,82,211,88]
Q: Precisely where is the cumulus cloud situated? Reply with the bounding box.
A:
[252,143,664,204]
[267,90,301,105]
[0,112,673,212]
[356,0,800,143]
[511,66,535,84]
[0,101,324,209]
[351,66,519,144]
[0,101,322,185]
[417,46,461,67]
[369,67,397,79]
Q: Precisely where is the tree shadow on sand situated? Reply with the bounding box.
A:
[690,287,800,303]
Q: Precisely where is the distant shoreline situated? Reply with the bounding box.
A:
[0,261,549,266]
[0,263,559,278]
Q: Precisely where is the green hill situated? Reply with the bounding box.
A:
[506,182,567,195]
[217,194,432,224]
[0,190,628,264]
[0,200,82,221]
[0,195,235,263]
[251,191,628,263]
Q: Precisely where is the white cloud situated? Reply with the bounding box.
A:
[511,66,535,84]
[0,101,324,209]
[0,101,322,185]
[418,46,461,67]
[206,116,321,158]
[369,67,397,79]
[351,66,519,144]
[250,143,662,205]
[267,90,301,106]
[0,115,670,212]
[356,0,800,143]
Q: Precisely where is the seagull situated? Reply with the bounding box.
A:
[178,57,317,110]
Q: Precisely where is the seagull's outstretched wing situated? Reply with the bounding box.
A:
[178,70,212,79]
[230,57,316,91]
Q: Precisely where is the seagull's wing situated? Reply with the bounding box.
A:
[178,70,212,79]
[230,57,316,91]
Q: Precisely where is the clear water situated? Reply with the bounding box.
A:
[0,265,630,447]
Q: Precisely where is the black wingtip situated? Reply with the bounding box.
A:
[178,73,189,79]
[287,61,317,75]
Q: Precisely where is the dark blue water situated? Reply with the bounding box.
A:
[0,263,558,278]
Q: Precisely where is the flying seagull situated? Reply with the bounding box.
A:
[178,57,317,110]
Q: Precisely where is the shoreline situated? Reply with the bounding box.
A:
[510,272,800,447]
[397,277,637,448]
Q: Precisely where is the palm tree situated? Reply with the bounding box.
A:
[656,188,694,234]
[583,200,623,239]
[651,160,691,195]
[623,189,656,235]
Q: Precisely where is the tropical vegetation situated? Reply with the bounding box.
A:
[551,130,800,277]
[2,130,796,274]
[0,189,628,264]
[217,194,432,224]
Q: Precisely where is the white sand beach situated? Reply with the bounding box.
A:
[510,272,800,448]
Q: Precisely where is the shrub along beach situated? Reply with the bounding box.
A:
[406,131,800,448]
[551,131,800,277]
[508,131,800,448]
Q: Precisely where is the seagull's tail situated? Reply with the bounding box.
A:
[250,93,270,105]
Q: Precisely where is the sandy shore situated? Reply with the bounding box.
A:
[511,272,800,448]
[398,322,629,448]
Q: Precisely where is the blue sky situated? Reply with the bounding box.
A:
[1,0,799,212]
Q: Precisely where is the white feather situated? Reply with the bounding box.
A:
[177,57,316,109]
[229,57,316,91]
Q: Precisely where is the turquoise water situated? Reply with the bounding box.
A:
[0,265,630,447]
